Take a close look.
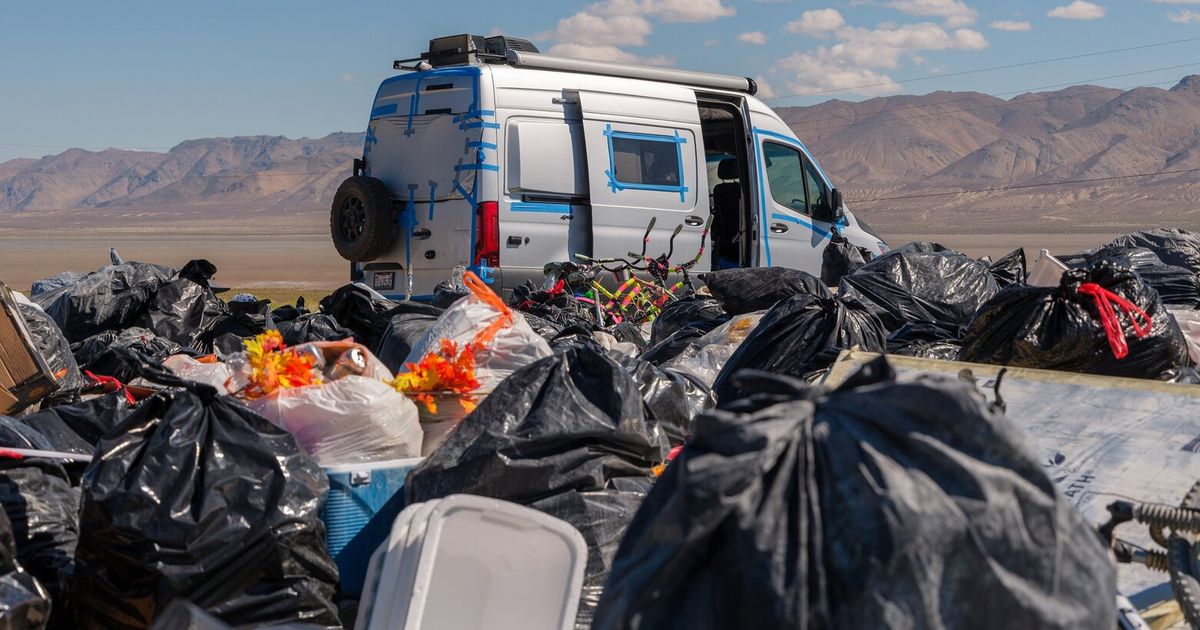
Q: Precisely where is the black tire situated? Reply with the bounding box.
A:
[330,176,397,262]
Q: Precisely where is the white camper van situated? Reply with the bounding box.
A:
[331,34,888,298]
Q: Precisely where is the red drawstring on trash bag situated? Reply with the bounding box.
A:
[85,370,137,404]
[1077,282,1153,360]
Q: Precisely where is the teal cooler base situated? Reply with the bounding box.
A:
[322,458,423,597]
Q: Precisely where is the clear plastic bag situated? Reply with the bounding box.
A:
[1168,307,1200,366]
[662,311,766,387]
[249,375,423,466]
[404,272,551,390]
[161,354,233,392]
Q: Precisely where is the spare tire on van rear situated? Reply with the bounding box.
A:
[330,176,397,262]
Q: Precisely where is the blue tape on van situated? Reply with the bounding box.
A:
[454,163,499,172]
[427,182,438,221]
[370,103,398,119]
[511,202,571,214]
[466,141,497,150]
[601,124,689,202]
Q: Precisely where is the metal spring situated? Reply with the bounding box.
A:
[1142,549,1171,573]
[1135,504,1200,533]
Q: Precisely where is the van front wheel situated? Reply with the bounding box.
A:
[330,176,397,262]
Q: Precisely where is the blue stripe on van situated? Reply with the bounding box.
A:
[370,103,398,118]
[511,202,571,214]
[770,212,830,238]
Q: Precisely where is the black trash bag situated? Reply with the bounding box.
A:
[1080,246,1200,308]
[886,320,964,361]
[548,325,596,352]
[1162,366,1200,384]
[277,313,353,348]
[0,418,79,628]
[72,327,181,369]
[609,322,647,351]
[712,293,886,402]
[820,233,870,286]
[647,298,728,347]
[594,359,1117,630]
[16,304,85,394]
[703,267,831,315]
[317,284,401,349]
[431,279,470,310]
[0,507,51,630]
[1103,228,1200,273]
[616,354,713,446]
[521,312,563,342]
[268,298,309,325]
[73,377,340,629]
[640,298,729,366]
[370,303,444,374]
[30,272,84,298]
[148,599,330,630]
[201,298,275,355]
[18,393,132,448]
[988,248,1027,288]
[509,283,600,332]
[138,260,228,353]
[960,260,1190,379]
[406,343,669,624]
[32,261,176,344]
[77,345,168,385]
[838,242,1001,334]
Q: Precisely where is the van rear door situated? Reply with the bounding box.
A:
[577,88,710,270]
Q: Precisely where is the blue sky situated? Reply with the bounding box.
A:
[1,0,1198,163]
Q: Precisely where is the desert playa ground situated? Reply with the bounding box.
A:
[0,227,1125,295]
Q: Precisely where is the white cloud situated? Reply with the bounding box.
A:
[542,0,733,66]
[550,11,653,46]
[771,19,988,98]
[786,8,847,36]
[340,74,356,83]
[704,38,720,47]
[885,0,978,27]
[990,19,1032,31]
[1047,1,1106,20]
[1169,9,1200,21]
[738,31,768,44]
[1152,0,1200,4]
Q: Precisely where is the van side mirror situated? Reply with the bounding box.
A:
[819,188,845,224]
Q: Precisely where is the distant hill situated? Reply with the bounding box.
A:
[3,76,1200,234]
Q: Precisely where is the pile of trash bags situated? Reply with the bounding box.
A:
[1,227,1198,627]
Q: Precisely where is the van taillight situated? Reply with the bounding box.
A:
[473,201,500,267]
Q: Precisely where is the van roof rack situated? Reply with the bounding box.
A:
[393,33,757,96]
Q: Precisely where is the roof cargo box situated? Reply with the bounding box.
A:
[0,282,58,413]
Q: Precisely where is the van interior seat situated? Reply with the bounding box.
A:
[712,158,742,262]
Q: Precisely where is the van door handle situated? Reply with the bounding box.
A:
[769,222,789,234]
[684,216,704,227]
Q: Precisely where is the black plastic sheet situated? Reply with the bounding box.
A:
[838,242,1001,333]
[317,284,401,350]
[886,320,964,361]
[820,234,870,286]
[617,355,713,445]
[371,303,444,374]
[712,293,886,402]
[18,393,132,448]
[138,260,227,352]
[988,248,1027,288]
[960,260,1190,378]
[0,418,79,628]
[74,377,339,628]
[509,281,600,331]
[200,298,274,355]
[16,305,85,394]
[29,273,83,298]
[702,267,831,315]
[269,299,309,325]
[1104,228,1200,273]
[406,344,669,625]
[1079,246,1200,308]
[640,298,729,366]
[594,359,1116,630]
[72,327,181,370]
[33,262,176,343]
[277,313,353,348]
[0,508,50,630]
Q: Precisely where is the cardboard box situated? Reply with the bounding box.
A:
[0,282,59,413]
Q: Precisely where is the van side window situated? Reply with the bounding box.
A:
[762,142,809,215]
[604,125,687,200]
[802,154,829,215]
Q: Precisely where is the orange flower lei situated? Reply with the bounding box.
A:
[391,339,480,414]
[241,330,321,399]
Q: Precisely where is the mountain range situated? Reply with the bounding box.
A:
[3,76,1200,234]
